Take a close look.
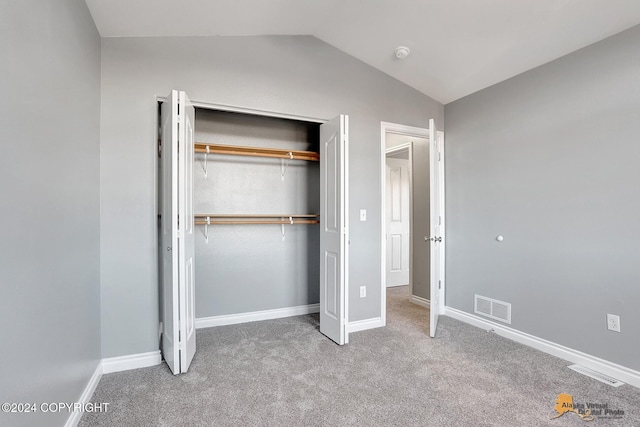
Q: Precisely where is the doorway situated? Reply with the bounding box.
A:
[380,121,444,334]
[385,144,412,288]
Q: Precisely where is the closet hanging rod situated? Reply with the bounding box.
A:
[195,219,319,225]
[195,214,320,219]
[194,214,320,226]
[194,143,319,161]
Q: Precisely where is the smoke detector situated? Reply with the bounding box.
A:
[394,46,411,59]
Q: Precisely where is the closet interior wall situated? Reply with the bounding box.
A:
[194,109,321,319]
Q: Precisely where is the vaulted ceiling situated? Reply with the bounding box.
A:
[86,0,640,104]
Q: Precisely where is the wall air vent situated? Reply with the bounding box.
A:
[474,294,511,324]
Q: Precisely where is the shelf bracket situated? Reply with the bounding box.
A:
[202,145,210,178]
[281,216,294,241]
[280,152,293,181]
[204,216,210,244]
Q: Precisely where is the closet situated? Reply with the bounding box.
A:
[159,90,349,375]
[194,108,321,325]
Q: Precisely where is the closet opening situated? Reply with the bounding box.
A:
[158,91,350,374]
[192,109,321,326]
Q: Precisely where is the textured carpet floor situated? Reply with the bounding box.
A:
[81,286,639,426]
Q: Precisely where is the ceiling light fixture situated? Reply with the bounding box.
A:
[394,46,411,59]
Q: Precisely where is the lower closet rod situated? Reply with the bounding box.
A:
[194,219,319,225]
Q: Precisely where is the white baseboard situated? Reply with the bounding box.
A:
[445,306,640,389]
[196,303,320,329]
[348,317,384,333]
[101,350,162,374]
[411,295,430,308]
[64,361,103,427]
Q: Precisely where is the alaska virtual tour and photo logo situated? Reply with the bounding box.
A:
[551,393,625,421]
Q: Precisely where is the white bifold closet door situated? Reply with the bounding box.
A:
[320,115,349,345]
[161,90,196,374]
[429,118,442,338]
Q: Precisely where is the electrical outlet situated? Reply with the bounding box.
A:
[360,286,366,298]
[607,314,621,332]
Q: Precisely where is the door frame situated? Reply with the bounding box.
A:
[380,121,445,327]
[385,143,413,290]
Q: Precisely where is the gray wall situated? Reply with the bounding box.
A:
[0,1,102,426]
[194,110,320,316]
[100,35,443,358]
[445,25,640,371]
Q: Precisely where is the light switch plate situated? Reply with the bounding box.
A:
[360,209,366,221]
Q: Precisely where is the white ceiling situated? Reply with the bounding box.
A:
[85,0,640,104]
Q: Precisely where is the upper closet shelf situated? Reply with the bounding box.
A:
[195,142,319,161]
[194,214,320,225]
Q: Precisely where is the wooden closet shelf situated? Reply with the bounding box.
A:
[196,214,319,218]
[195,219,319,225]
[194,143,319,161]
[194,214,320,226]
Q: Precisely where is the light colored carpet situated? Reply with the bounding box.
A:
[80,286,639,426]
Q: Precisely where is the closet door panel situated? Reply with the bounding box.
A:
[160,90,197,375]
[178,91,196,372]
[320,115,349,345]
[160,90,180,375]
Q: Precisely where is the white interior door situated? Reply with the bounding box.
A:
[386,156,410,286]
[161,91,180,374]
[178,91,196,372]
[320,115,349,345]
[429,119,442,338]
[161,90,196,374]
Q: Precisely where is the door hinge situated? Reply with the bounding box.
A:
[438,280,441,289]
[439,216,442,225]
